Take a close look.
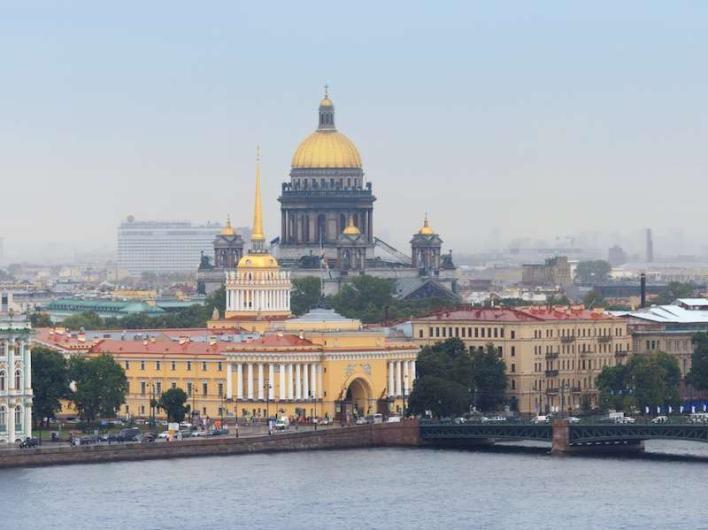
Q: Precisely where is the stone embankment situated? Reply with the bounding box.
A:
[0,420,421,469]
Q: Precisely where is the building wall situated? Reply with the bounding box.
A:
[412,315,630,415]
[0,320,33,443]
[117,219,222,275]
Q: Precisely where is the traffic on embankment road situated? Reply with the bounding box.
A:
[0,420,421,469]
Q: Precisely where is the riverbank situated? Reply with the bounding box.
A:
[0,421,421,469]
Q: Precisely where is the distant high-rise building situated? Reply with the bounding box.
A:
[521,256,571,287]
[117,217,222,275]
[645,228,654,263]
[608,245,627,267]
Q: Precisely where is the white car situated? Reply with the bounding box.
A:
[651,416,669,424]
[386,416,402,423]
[191,429,208,437]
[157,431,170,439]
[531,416,550,424]
[274,420,288,431]
[567,416,581,424]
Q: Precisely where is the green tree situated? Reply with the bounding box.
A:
[654,282,698,305]
[331,275,396,323]
[407,376,471,417]
[291,277,322,315]
[416,338,474,384]
[575,260,611,284]
[30,312,53,328]
[687,332,708,391]
[596,364,631,411]
[157,387,189,422]
[61,311,103,330]
[470,344,507,412]
[31,347,69,427]
[68,354,128,422]
[583,290,606,309]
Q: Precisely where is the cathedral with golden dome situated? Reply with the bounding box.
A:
[278,88,376,263]
[200,88,458,302]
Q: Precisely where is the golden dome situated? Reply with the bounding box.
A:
[237,253,279,269]
[221,215,235,236]
[342,217,361,236]
[320,96,333,107]
[292,130,362,169]
[419,214,435,236]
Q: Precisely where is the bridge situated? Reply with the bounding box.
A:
[420,420,708,454]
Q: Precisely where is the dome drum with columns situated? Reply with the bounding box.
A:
[278,90,376,262]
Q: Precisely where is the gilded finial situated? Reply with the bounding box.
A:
[221,214,235,236]
[419,213,434,235]
[324,84,329,98]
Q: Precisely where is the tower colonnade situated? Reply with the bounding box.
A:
[386,359,416,398]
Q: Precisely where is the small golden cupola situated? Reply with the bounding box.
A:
[418,214,435,236]
[342,216,362,236]
[221,215,236,237]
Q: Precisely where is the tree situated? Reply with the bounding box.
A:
[291,277,322,315]
[330,275,396,323]
[31,347,69,427]
[470,344,507,412]
[157,387,189,422]
[68,354,128,422]
[407,376,471,417]
[596,352,681,412]
[575,260,611,285]
[30,312,53,328]
[61,311,103,330]
[687,332,708,391]
[654,282,698,305]
[583,290,606,309]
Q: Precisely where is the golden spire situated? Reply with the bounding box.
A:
[418,213,434,236]
[221,214,235,236]
[251,146,265,245]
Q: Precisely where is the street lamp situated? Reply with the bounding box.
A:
[309,391,317,431]
[403,373,409,416]
[264,380,272,423]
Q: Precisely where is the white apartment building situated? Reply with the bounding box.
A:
[117,217,223,275]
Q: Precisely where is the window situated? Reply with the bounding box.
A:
[202,382,208,395]
[218,362,223,372]
[511,363,516,373]
[511,330,515,339]
[156,361,161,371]
[218,383,224,397]
[15,406,22,430]
[0,371,4,391]
[187,361,192,371]
[140,361,145,371]
[187,382,193,396]
[15,370,21,390]
[511,346,516,357]
[202,362,208,372]
[475,328,479,338]
[171,361,176,371]
[511,380,516,390]
[429,327,433,337]
[419,329,424,338]
[156,382,162,394]
[140,405,145,415]
[141,381,146,395]
[494,328,498,338]
[481,328,485,338]
[171,382,177,389]
[0,406,5,431]
[124,360,130,370]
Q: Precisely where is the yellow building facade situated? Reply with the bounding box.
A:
[412,307,631,415]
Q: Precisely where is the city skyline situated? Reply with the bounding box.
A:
[2,2,707,261]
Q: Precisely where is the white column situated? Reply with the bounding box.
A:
[303,363,310,399]
[317,364,323,398]
[388,361,394,397]
[268,364,275,400]
[226,363,233,399]
[247,363,254,399]
[22,340,31,390]
[410,360,416,386]
[280,363,286,400]
[403,361,410,396]
[7,403,15,443]
[295,364,302,400]
[24,405,31,439]
[310,363,317,399]
[258,363,264,400]
[395,361,402,396]
[288,364,294,399]
[236,363,243,399]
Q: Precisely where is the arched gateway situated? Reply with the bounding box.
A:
[338,376,378,422]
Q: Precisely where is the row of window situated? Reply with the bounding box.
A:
[534,343,628,355]
[133,380,225,398]
[0,405,23,432]
[125,360,223,372]
[533,377,596,391]
[536,357,615,373]
[424,327,513,339]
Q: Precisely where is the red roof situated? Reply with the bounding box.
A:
[419,306,616,322]
[90,339,225,357]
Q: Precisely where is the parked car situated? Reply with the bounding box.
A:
[116,428,141,442]
[320,417,333,425]
[208,428,229,436]
[386,416,402,423]
[158,431,170,439]
[191,429,208,437]
[355,417,368,425]
[531,415,550,424]
[141,432,156,443]
[19,437,39,448]
[651,416,669,424]
[567,417,581,424]
[274,419,288,431]
[454,417,466,424]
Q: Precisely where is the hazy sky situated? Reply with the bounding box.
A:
[1,1,707,261]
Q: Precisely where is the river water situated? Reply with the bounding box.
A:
[0,441,706,530]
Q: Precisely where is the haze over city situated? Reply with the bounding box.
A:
[2,1,707,261]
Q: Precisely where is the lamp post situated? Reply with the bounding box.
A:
[264,380,272,423]
[403,373,409,416]
[309,391,317,431]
